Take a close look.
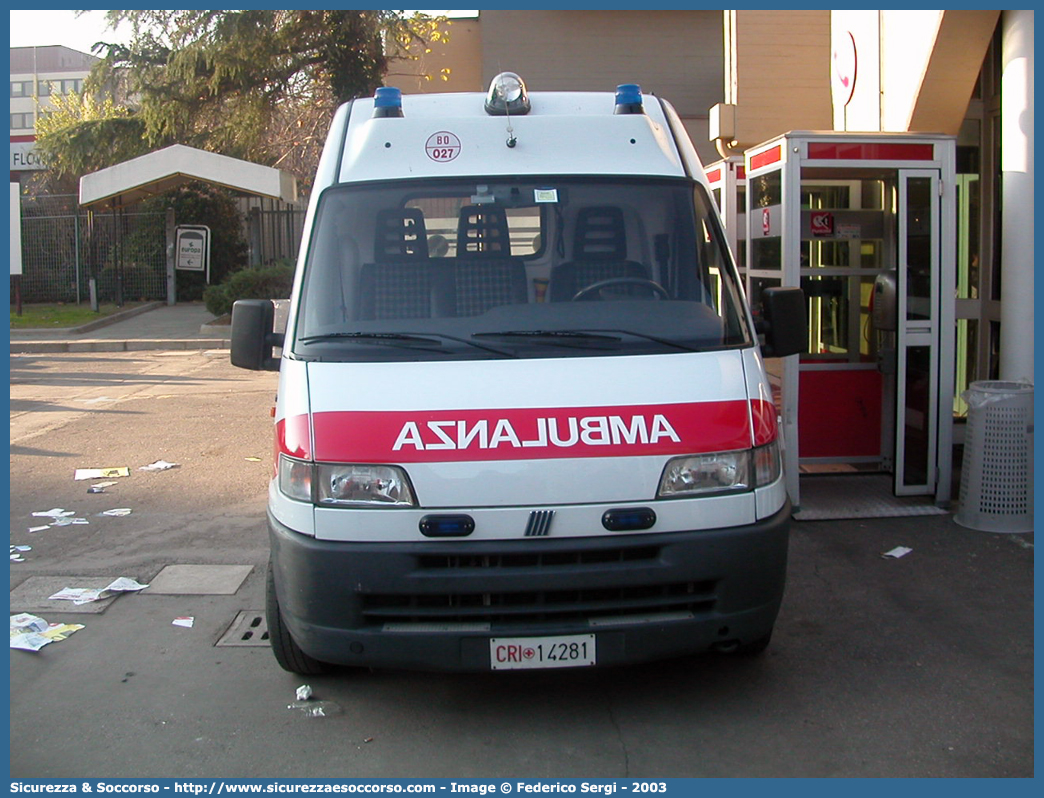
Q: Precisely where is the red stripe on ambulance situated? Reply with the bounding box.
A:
[294,401,761,464]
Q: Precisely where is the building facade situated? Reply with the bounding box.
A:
[9,45,99,181]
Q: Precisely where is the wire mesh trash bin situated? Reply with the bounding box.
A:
[955,380,1034,533]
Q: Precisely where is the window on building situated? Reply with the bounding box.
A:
[37,80,54,97]
[60,79,84,95]
[10,112,35,130]
[10,81,34,98]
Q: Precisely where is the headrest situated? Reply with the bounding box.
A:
[573,206,627,261]
[457,205,512,259]
[374,208,428,261]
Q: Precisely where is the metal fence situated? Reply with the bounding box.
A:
[16,194,165,304]
[13,193,306,305]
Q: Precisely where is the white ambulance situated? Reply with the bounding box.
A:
[231,74,805,674]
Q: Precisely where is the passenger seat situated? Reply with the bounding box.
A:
[357,208,450,320]
[453,205,528,316]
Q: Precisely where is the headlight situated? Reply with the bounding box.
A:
[277,455,416,507]
[318,464,416,507]
[658,451,751,498]
[657,441,783,499]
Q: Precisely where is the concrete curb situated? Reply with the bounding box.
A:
[10,338,230,354]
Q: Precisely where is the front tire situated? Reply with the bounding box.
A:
[266,560,330,675]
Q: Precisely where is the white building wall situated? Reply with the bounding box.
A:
[999,9,1034,382]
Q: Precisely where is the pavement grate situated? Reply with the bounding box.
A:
[216,610,270,647]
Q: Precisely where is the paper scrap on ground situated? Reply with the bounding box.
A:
[105,577,149,593]
[74,467,130,481]
[101,508,132,517]
[172,617,194,628]
[31,509,89,527]
[50,517,89,527]
[32,508,75,519]
[10,545,31,563]
[139,460,178,472]
[882,546,913,559]
[296,684,313,701]
[48,577,149,605]
[11,613,85,651]
[49,587,108,604]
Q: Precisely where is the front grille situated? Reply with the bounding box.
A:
[417,545,660,570]
[360,580,717,626]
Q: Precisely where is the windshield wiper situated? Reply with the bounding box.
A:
[298,332,443,345]
[472,329,623,348]
[599,329,702,352]
[298,331,514,358]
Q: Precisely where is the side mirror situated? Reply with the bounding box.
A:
[230,299,285,371]
[759,286,806,358]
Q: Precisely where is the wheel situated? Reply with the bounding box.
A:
[571,277,670,301]
[266,560,330,675]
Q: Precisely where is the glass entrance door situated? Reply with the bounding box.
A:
[894,170,940,495]
[794,169,940,497]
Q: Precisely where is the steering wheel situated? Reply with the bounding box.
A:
[571,277,670,301]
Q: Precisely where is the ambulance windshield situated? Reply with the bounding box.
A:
[293,176,752,361]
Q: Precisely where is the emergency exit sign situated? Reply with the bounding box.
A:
[175,225,210,281]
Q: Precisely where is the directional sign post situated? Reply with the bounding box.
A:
[175,225,211,283]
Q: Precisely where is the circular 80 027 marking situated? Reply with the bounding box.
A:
[425,131,461,162]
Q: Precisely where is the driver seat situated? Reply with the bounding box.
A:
[548,206,652,301]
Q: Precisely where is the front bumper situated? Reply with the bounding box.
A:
[269,502,790,672]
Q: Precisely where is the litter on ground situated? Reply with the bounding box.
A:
[172,617,194,628]
[74,467,130,481]
[10,613,85,651]
[30,509,89,529]
[101,508,132,517]
[882,546,913,559]
[32,509,75,519]
[48,577,150,605]
[139,460,179,472]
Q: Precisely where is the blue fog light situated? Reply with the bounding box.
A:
[419,514,475,537]
[602,507,657,531]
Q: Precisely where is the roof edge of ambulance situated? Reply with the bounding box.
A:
[327,90,693,185]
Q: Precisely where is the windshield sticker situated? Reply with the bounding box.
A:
[534,188,559,203]
[425,131,461,162]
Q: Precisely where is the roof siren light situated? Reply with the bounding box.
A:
[372,87,404,118]
[614,84,645,115]
[485,72,531,116]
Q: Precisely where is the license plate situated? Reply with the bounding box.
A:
[489,634,596,670]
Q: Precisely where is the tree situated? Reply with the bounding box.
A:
[64,10,448,184]
[31,92,147,187]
